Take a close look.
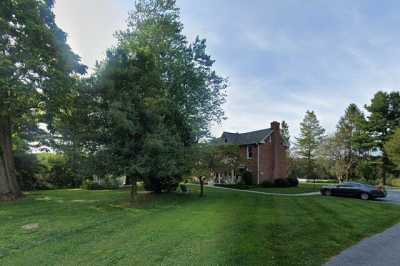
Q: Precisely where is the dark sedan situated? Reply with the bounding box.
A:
[320,182,386,200]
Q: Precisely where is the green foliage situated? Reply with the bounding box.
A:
[81,179,120,190]
[385,128,400,168]
[14,153,46,191]
[287,177,299,187]
[36,153,80,188]
[67,0,227,193]
[191,143,243,179]
[14,152,85,191]
[365,91,400,183]
[295,111,325,177]
[143,176,180,193]
[241,170,253,185]
[0,0,86,199]
[0,0,86,136]
[274,178,298,188]
[260,178,298,188]
[334,104,368,180]
[390,178,400,187]
[260,180,275,187]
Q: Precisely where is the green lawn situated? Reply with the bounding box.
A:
[250,183,328,194]
[1,187,399,265]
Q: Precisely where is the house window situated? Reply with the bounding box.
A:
[246,145,253,159]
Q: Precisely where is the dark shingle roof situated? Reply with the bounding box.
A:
[219,128,273,145]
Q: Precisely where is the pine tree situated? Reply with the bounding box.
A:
[335,104,366,180]
[365,91,400,184]
[295,111,325,178]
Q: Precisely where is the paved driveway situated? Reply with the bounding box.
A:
[325,223,400,266]
[376,189,400,204]
[325,189,400,266]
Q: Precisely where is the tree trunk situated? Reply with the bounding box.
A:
[0,116,22,201]
[199,176,204,197]
[129,175,138,202]
[381,153,389,185]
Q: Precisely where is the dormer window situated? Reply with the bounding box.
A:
[246,145,253,159]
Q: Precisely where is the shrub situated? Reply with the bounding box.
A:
[14,153,49,191]
[261,178,298,188]
[390,178,400,187]
[287,177,299,187]
[214,184,252,190]
[274,178,289,187]
[241,170,253,185]
[81,178,120,190]
[143,176,181,193]
[37,153,82,188]
[261,180,274,188]
[81,180,104,190]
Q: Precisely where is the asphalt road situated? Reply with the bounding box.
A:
[325,190,400,266]
[378,189,400,204]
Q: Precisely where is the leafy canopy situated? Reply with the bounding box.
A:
[0,0,86,124]
[73,0,227,184]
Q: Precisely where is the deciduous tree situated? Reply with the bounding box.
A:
[385,128,400,169]
[0,0,85,200]
[75,0,227,199]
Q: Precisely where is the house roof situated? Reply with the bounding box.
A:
[219,128,273,145]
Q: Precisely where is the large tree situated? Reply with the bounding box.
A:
[0,0,86,200]
[295,111,325,178]
[385,128,400,170]
[334,103,367,180]
[76,0,226,198]
[365,91,400,184]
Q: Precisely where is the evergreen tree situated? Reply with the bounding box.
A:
[0,0,85,200]
[295,111,325,178]
[365,91,400,184]
[385,128,400,170]
[334,103,367,180]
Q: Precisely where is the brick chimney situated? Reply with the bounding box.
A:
[270,121,280,132]
[270,121,281,179]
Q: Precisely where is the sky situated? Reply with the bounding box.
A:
[54,0,400,139]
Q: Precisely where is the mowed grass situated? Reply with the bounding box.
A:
[249,183,329,194]
[1,187,400,266]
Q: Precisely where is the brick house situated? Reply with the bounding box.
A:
[217,121,289,184]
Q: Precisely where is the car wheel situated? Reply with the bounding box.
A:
[323,189,331,196]
[361,193,369,200]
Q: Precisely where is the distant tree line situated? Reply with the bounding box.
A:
[290,92,400,186]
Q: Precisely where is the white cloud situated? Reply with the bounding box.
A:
[54,0,129,72]
[53,0,400,143]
